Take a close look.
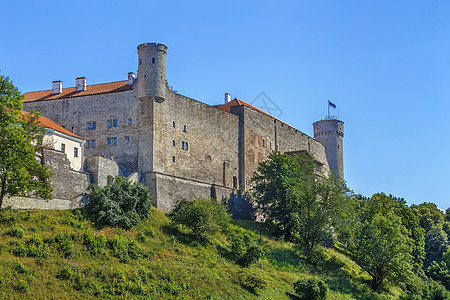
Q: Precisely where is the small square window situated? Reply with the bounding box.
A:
[125,136,130,142]
[172,140,175,147]
[107,138,112,146]
[113,119,117,127]
[128,118,133,125]
[74,147,78,158]
[183,125,187,132]
[113,137,118,145]
[172,156,176,163]
[92,140,96,148]
[107,120,113,128]
[86,122,91,130]
[152,57,155,64]
[86,141,90,148]
[92,122,96,129]
[61,143,65,153]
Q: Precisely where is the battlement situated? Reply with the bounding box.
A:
[137,43,168,52]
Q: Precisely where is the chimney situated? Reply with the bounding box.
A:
[75,77,86,92]
[52,81,62,95]
[224,93,231,104]
[128,72,136,85]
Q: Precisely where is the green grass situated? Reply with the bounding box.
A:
[0,208,407,299]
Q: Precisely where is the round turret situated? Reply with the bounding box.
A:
[137,43,167,102]
[313,119,344,179]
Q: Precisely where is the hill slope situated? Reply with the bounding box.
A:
[0,208,405,299]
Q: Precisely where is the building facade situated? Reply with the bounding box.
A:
[23,43,344,211]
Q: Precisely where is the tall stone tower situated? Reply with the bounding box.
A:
[313,118,344,179]
[137,43,168,179]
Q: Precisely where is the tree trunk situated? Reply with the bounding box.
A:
[371,273,383,290]
[0,175,7,209]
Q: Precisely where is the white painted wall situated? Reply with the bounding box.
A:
[43,130,84,171]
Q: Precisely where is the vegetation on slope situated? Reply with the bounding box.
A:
[0,206,421,300]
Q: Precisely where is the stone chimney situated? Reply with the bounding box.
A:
[75,77,86,92]
[224,93,231,104]
[52,81,62,95]
[128,72,136,85]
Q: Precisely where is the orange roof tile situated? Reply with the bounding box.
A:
[23,80,132,103]
[216,98,296,129]
[21,111,82,139]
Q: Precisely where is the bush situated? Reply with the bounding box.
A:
[228,232,264,267]
[171,198,231,241]
[8,225,24,238]
[82,231,107,257]
[16,280,29,292]
[294,278,327,300]
[237,269,267,294]
[87,177,153,229]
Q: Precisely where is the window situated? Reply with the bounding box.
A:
[269,141,272,150]
[233,176,238,189]
[86,141,90,148]
[74,147,78,158]
[262,138,266,147]
[172,156,175,163]
[173,121,176,128]
[107,120,112,128]
[92,121,96,129]
[128,118,133,125]
[125,136,130,142]
[113,119,117,127]
[112,137,117,145]
[181,141,185,150]
[181,141,189,151]
[172,140,175,147]
[61,143,65,153]
[91,140,96,148]
[183,125,187,132]
[107,138,112,146]
[152,57,155,63]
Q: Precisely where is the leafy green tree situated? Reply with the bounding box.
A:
[171,198,231,241]
[252,151,352,258]
[411,203,445,233]
[0,74,52,207]
[87,177,152,229]
[348,194,414,290]
[424,226,448,269]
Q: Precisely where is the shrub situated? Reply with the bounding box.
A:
[87,177,153,229]
[171,198,231,241]
[82,231,107,257]
[294,278,327,300]
[16,280,29,292]
[15,262,29,274]
[108,235,142,263]
[237,269,267,294]
[8,225,24,238]
[228,232,264,267]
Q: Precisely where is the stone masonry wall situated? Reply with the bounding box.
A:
[24,88,139,176]
[84,156,120,188]
[231,105,329,188]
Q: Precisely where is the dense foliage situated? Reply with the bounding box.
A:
[171,198,231,241]
[87,177,152,229]
[0,73,53,207]
[252,151,352,258]
[294,278,327,300]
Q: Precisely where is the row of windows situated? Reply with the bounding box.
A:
[60,143,79,158]
[86,118,133,130]
[261,138,273,150]
[85,136,131,148]
[172,122,187,132]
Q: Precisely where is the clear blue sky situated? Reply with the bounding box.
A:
[1,1,450,208]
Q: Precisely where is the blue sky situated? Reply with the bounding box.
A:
[1,1,450,208]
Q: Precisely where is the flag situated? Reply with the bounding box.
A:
[328,100,336,109]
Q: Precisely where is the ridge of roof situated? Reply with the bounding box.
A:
[21,111,82,139]
[23,80,132,103]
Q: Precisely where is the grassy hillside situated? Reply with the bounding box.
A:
[0,208,405,299]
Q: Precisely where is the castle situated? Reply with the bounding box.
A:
[22,43,344,212]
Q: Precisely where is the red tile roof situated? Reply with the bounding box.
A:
[216,98,296,129]
[21,111,82,139]
[23,80,132,103]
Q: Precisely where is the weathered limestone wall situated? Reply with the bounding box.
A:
[43,148,89,200]
[148,172,235,212]
[24,89,139,175]
[2,196,86,210]
[84,156,120,188]
[231,105,329,188]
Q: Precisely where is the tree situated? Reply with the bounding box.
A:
[252,151,352,258]
[348,194,414,290]
[87,176,152,229]
[411,202,445,233]
[0,74,52,207]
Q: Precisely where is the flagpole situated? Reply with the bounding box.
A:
[327,99,330,119]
